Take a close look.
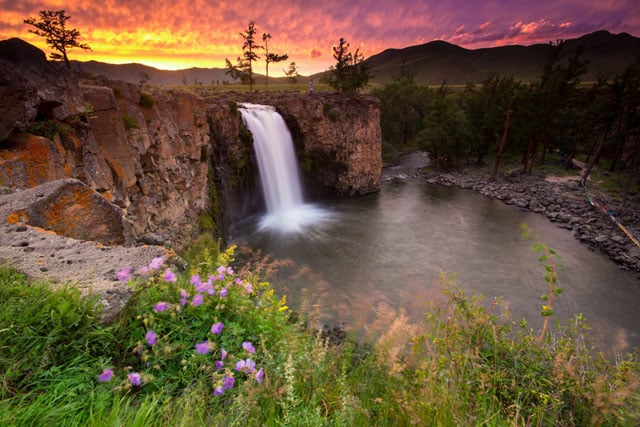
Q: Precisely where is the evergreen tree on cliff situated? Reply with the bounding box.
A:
[323,38,370,94]
[24,10,90,70]
[225,20,262,91]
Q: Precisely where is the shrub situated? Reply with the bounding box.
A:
[138,92,155,109]
[122,115,139,131]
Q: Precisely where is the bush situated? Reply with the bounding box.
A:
[138,92,155,109]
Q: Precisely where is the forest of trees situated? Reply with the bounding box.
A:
[373,41,640,204]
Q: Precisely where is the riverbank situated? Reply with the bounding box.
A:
[385,152,640,274]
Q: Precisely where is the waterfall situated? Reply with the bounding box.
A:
[239,103,331,233]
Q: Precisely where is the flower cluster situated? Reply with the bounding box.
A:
[101,255,265,395]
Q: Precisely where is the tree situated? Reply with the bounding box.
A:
[262,33,288,90]
[24,10,90,69]
[322,38,370,94]
[283,62,300,83]
[225,21,262,91]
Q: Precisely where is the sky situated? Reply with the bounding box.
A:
[1,0,639,76]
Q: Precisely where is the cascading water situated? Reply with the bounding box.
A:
[239,103,332,233]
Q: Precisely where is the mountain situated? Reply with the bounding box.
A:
[364,30,640,85]
[70,60,232,86]
[70,30,640,86]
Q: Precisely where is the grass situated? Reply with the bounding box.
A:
[0,235,639,425]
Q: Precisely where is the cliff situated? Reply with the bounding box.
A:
[0,38,382,258]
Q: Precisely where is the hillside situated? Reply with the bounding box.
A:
[71,30,640,86]
[365,30,640,84]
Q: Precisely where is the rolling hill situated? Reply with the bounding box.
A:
[72,30,640,87]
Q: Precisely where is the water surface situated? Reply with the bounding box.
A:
[231,178,640,356]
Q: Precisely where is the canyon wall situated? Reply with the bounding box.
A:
[0,38,382,252]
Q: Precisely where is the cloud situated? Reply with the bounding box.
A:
[309,48,322,59]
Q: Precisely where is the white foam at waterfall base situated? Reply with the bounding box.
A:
[239,103,333,234]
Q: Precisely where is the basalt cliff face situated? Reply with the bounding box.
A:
[0,38,382,259]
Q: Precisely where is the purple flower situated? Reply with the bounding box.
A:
[219,287,228,298]
[213,385,225,396]
[163,269,177,283]
[149,257,164,271]
[117,267,131,281]
[207,274,217,284]
[195,340,210,354]
[220,348,228,360]
[215,360,224,370]
[216,266,226,274]
[139,265,149,275]
[242,341,256,354]
[192,293,204,307]
[256,368,264,384]
[153,301,170,312]
[98,368,113,382]
[234,278,243,286]
[236,358,255,374]
[190,274,201,285]
[179,289,189,306]
[206,284,215,296]
[245,283,253,294]
[211,322,224,334]
[145,330,157,346]
[128,372,141,386]
[223,375,235,390]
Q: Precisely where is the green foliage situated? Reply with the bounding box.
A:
[372,76,433,159]
[408,277,640,425]
[23,10,90,69]
[322,37,370,94]
[138,92,155,109]
[0,268,107,397]
[27,119,70,140]
[122,115,139,131]
[416,91,474,169]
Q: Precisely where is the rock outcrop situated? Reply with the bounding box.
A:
[202,91,382,199]
[1,38,211,250]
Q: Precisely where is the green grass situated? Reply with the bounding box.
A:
[0,237,639,425]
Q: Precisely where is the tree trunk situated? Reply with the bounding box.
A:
[621,144,639,208]
[490,96,514,182]
[581,129,609,186]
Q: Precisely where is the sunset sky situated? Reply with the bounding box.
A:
[1,0,639,76]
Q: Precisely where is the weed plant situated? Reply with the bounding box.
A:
[0,238,639,425]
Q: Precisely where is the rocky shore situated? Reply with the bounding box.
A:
[383,151,640,274]
[422,169,640,274]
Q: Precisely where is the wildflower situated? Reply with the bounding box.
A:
[256,368,264,384]
[234,278,243,286]
[223,375,235,390]
[192,293,204,307]
[236,358,255,374]
[190,274,201,285]
[128,372,141,386]
[163,268,177,283]
[149,257,164,271]
[219,287,228,298]
[220,348,228,360]
[245,283,253,294]
[211,322,224,334]
[213,385,225,396]
[215,360,224,370]
[153,301,170,312]
[242,341,256,354]
[207,274,217,284]
[179,289,188,307]
[139,265,149,275]
[145,330,157,346]
[98,368,113,382]
[195,340,211,354]
[117,267,131,281]
[206,284,215,296]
